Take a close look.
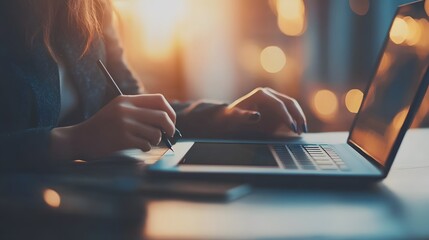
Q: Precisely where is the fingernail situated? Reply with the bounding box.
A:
[303,123,308,133]
[248,112,261,122]
[291,123,298,133]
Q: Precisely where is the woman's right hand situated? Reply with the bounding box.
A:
[51,94,176,161]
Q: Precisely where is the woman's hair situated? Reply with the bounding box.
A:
[36,0,111,59]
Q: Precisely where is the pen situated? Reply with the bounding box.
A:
[97,59,179,152]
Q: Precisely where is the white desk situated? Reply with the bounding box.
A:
[142,129,429,239]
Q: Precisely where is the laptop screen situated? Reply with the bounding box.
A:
[349,1,429,167]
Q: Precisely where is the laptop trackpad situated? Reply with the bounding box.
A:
[179,143,278,167]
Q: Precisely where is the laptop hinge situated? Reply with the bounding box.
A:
[347,141,386,175]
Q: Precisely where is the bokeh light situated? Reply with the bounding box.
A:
[349,0,370,16]
[312,90,339,121]
[416,18,429,59]
[345,89,364,113]
[111,0,429,132]
[260,46,287,73]
[276,0,306,36]
[404,16,421,46]
[43,189,61,208]
[132,0,188,61]
[390,17,409,45]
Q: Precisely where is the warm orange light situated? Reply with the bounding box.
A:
[351,128,388,165]
[277,16,306,37]
[268,0,278,15]
[313,90,338,120]
[345,89,364,113]
[392,108,409,131]
[277,0,305,20]
[349,0,370,16]
[240,41,262,74]
[73,160,87,164]
[425,0,429,17]
[260,46,287,73]
[276,0,306,36]
[414,19,429,60]
[43,189,61,208]
[378,52,393,76]
[412,93,429,128]
[404,16,421,46]
[417,19,429,46]
[390,17,409,45]
[131,0,188,61]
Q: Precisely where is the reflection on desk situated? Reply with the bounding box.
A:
[0,174,146,240]
[144,186,405,239]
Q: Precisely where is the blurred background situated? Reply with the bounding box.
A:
[112,0,429,132]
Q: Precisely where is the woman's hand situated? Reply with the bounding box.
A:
[51,94,176,161]
[215,87,307,137]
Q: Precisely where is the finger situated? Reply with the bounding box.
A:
[266,88,307,134]
[225,107,261,124]
[125,119,163,146]
[257,89,297,132]
[127,94,176,124]
[127,107,176,137]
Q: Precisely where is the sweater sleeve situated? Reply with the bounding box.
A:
[0,56,55,169]
[0,128,54,169]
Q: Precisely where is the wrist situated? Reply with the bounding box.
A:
[50,124,85,162]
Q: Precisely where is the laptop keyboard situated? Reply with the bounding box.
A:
[272,144,349,171]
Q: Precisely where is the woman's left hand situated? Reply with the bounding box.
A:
[214,87,307,137]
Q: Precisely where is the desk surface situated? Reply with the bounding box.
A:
[143,129,429,239]
[1,129,429,239]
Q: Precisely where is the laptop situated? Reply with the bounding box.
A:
[147,1,429,185]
